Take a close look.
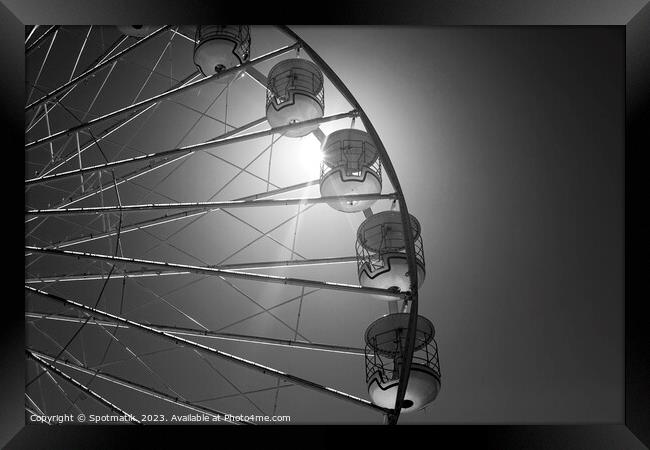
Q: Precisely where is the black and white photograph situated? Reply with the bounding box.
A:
[2,0,649,446]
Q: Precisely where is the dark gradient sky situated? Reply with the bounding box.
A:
[24,26,624,424]
[291,26,624,423]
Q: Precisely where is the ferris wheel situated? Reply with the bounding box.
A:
[24,25,441,425]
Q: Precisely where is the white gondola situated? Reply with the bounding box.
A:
[117,25,156,38]
[193,25,251,80]
[265,58,324,138]
[356,211,425,292]
[320,129,382,213]
[365,313,441,412]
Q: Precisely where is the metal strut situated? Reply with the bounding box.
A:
[25,286,392,415]
[28,349,251,424]
[25,42,301,151]
[26,193,397,216]
[26,26,171,112]
[26,350,141,424]
[26,313,366,356]
[25,246,407,300]
[25,255,359,284]
[25,110,357,185]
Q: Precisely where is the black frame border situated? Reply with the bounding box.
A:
[3,1,648,447]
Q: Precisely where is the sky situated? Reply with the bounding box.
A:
[25,25,624,424]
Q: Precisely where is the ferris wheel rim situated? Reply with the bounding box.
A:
[274,26,421,424]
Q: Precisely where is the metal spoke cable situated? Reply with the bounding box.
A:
[25,95,126,389]
[26,35,130,136]
[27,350,141,424]
[29,348,249,424]
[26,25,171,112]
[26,287,391,414]
[25,42,300,150]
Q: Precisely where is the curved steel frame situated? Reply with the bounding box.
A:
[276,26,422,424]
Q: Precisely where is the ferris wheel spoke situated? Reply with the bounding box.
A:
[26,193,396,217]
[190,133,283,209]
[221,209,309,261]
[25,112,263,206]
[311,127,326,144]
[192,349,268,416]
[25,248,406,300]
[87,315,189,401]
[243,66,269,91]
[28,321,85,366]
[26,34,131,136]
[29,179,311,250]
[25,256,359,285]
[25,42,300,151]
[204,152,283,189]
[124,110,270,212]
[35,165,312,258]
[215,204,316,265]
[121,135,285,255]
[271,188,309,412]
[29,348,249,424]
[41,367,85,416]
[25,25,40,45]
[29,310,365,355]
[122,275,209,318]
[89,346,180,371]
[69,26,93,82]
[26,287,391,415]
[28,70,202,185]
[30,105,155,181]
[163,97,237,131]
[27,350,141,423]
[118,88,253,208]
[192,383,294,405]
[25,392,48,420]
[105,141,305,264]
[26,26,171,113]
[24,234,53,253]
[35,214,109,250]
[25,110,355,185]
[25,26,59,56]
[131,29,180,104]
[169,28,195,43]
[25,103,44,132]
[127,275,211,332]
[216,276,312,343]
[26,28,58,106]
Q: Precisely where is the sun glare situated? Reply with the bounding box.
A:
[296,134,324,176]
